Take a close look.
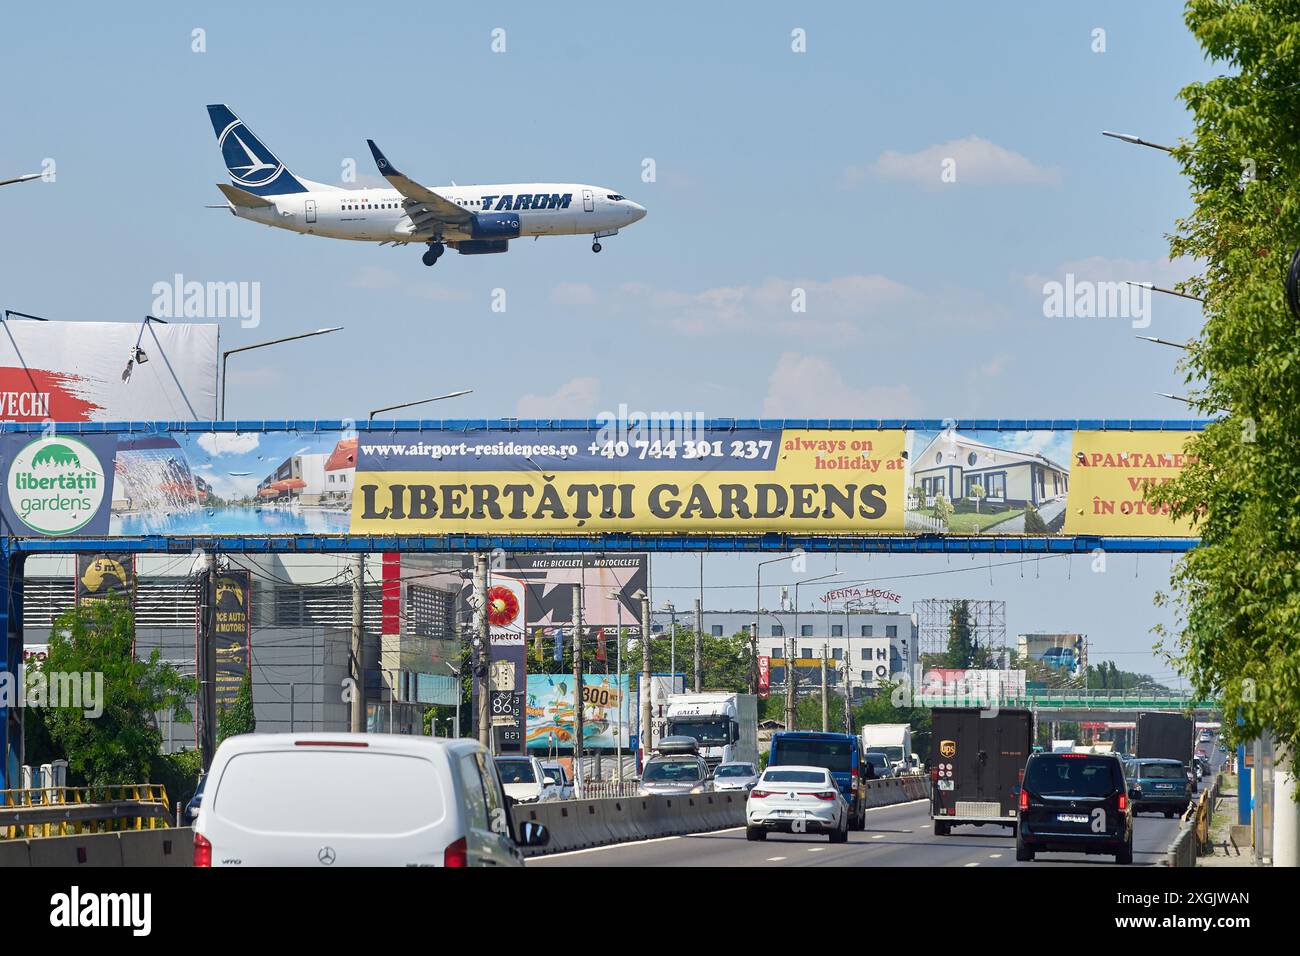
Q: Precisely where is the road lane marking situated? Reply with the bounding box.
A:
[767,856,787,861]
[989,853,1002,859]
[807,847,825,852]
[964,862,980,867]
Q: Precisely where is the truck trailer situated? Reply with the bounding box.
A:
[930,707,1033,836]
[1136,712,1195,787]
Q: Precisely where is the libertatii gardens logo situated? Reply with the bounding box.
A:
[5,436,105,535]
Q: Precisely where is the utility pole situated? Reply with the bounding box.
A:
[349,554,365,732]
[197,553,217,769]
[474,552,491,749]
[640,592,652,768]
[693,597,703,692]
[572,587,585,797]
[820,645,830,733]
[785,626,797,733]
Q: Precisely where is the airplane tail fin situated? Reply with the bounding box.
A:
[206,104,307,196]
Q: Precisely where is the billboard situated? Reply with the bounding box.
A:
[1018,633,1087,676]
[0,424,1201,539]
[525,673,631,751]
[211,569,251,709]
[0,319,218,421]
[74,553,134,607]
[459,553,647,628]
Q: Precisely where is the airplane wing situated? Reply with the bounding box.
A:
[0,173,40,187]
[216,183,275,208]
[366,140,472,226]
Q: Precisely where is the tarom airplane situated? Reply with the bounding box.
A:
[206,104,646,266]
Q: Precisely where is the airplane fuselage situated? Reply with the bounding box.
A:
[230,183,640,244]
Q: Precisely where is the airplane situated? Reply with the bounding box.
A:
[0,172,40,187]
[206,105,646,266]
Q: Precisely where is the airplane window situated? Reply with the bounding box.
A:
[607,194,624,200]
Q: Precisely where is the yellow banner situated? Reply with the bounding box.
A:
[1062,431,1197,536]
[349,429,907,534]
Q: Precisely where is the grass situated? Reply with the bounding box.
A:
[914,505,1028,534]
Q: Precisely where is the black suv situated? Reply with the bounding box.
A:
[1016,752,1133,864]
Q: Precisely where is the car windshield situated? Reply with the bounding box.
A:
[762,770,828,784]
[1025,756,1120,797]
[495,759,535,784]
[865,753,889,768]
[715,765,754,778]
[1139,762,1186,780]
[643,759,702,783]
[542,766,566,782]
[772,737,853,773]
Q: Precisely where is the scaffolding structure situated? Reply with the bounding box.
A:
[914,598,1007,668]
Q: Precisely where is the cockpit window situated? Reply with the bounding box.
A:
[607,194,625,201]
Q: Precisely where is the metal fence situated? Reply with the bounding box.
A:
[0,784,173,840]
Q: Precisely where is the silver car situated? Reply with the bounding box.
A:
[638,753,713,796]
[711,762,759,792]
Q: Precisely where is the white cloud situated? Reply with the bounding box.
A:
[348,266,471,301]
[516,377,601,418]
[551,282,597,306]
[856,135,1060,188]
[762,353,920,417]
[197,432,260,457]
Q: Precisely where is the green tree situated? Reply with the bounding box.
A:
[970,483,985,513]
[1022,503,1049,534]
[216,670,256,744]
[933,494,954,527]
[1141,0,1300,768]
[944,600,976,668]
[27,598,193,788]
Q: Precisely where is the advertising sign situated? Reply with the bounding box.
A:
[757,655,770,698]
[211,569,251,709]
[0,425,1201,539]
[74,553,134,607]
[0,319,218,421]
[526,673,630,751]
[459,553,647,628]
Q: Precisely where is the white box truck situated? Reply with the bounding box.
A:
[861,723,916,775]
[663,693,759,770]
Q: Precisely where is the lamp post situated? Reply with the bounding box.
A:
[220,327,343,418]
[661,602,677,684]
[786,571,842,732]
[753,556,787,696]
[609,589,624,787]
[1101,130,1174,153]
[368,390,474,421]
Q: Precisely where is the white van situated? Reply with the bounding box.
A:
[193,733,549,867]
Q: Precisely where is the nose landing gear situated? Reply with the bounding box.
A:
[422,241,445,266]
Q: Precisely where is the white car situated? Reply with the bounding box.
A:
[745,765,850,843]
[539,762,575,800]
[494,755,561,804]
[194,733,549,867]
[711,762,760,792]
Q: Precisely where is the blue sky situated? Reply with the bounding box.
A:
[0,1,1214,679]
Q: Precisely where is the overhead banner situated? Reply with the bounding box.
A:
[457,553,647,627]
[0,319,218,422]
[0,425,1200,538]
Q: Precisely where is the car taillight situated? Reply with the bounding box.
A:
[193,832,212,868]
[811,791,837,801]
[444,836,468,868]
[931,766,939,782]
[750,789,772,799]
[851,765,859,780]
[1018,788,1029,811]
[1117,793,1127,812]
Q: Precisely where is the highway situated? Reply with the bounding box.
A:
[532,747,1224,868]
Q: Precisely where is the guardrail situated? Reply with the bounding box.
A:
[1164,772,1221,867]
[1,785,172,840]
[916,690,1216,710]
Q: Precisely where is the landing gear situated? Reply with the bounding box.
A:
[422,241,444,266]
[591,241,602,253]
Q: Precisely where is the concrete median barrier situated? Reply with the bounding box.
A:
[27,831,124,867]
[119,828,191,867]
[0,840,32,867]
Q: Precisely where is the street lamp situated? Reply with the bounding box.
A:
[220,327,344,418]
[1101,130,1174,153]
[787,571,842,732]
[661,601,677,683]
[0,173,40,187]
[609,589,625,787]
[753,556,787,696]
[368,390,474,421]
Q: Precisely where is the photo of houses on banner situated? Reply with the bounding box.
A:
[110,431,355,535]
[904,429,1072,535]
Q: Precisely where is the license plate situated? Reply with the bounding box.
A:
[937,780,954,791]
[1056,813,1089,824]
[785,809,806,818]
[1155,784,1173,790]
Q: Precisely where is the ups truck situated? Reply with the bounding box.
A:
[930,707,1033,836]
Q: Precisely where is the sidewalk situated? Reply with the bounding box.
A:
[1197,774,1254,866]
